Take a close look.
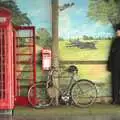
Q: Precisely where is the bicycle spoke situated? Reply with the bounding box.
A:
[71,80,97,107]
[28,83,53,108]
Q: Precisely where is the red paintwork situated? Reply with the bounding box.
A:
[0,7,36,108]
[15,96,29,106]
[0,8,14,109]
[14,26,36,106]
[42,48,52,71]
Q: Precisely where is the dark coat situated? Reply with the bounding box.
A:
[107,37,120,72]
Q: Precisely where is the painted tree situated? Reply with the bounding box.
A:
[36,28,51,48]
[88,0,120,31]
[0,0,31,25]
[59,2,75,11]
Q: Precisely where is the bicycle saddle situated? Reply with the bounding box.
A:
[67,65,78,73]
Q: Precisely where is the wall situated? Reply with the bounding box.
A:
[59,0,115,97]
[16,0,115,97]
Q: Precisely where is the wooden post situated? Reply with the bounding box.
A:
[51,0,59,105]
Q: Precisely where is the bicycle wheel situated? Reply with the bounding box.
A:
[70,79,97,108]
[28,82,54,108]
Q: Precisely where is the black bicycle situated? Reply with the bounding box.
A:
[28,65,97,108]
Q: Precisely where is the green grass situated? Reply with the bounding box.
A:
[59,40,111,61]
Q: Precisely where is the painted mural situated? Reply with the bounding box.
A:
[15,0,52,84]
[58,0,116,97]
[4,0,117,97]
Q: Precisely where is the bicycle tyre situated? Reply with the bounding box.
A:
[70,79,97,108]
[28,83,54,108]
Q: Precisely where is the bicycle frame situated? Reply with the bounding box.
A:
[28,66,97,108]
[52,71,78,96]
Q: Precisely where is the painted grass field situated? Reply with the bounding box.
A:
[59,40,111,82]
[59,40,111,61]
[59,40,112,96]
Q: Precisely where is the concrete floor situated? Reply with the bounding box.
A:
[1,104,120,120]
[1,115,120,120]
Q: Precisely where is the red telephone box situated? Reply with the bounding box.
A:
[42,48,51,70]
[14,26,36,106]
[0,8,14,111]
[0,7,36,109]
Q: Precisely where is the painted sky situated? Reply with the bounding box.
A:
[16,0,52,32]
[16,0,114,39]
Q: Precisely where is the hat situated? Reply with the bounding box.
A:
[115,24,120,31]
